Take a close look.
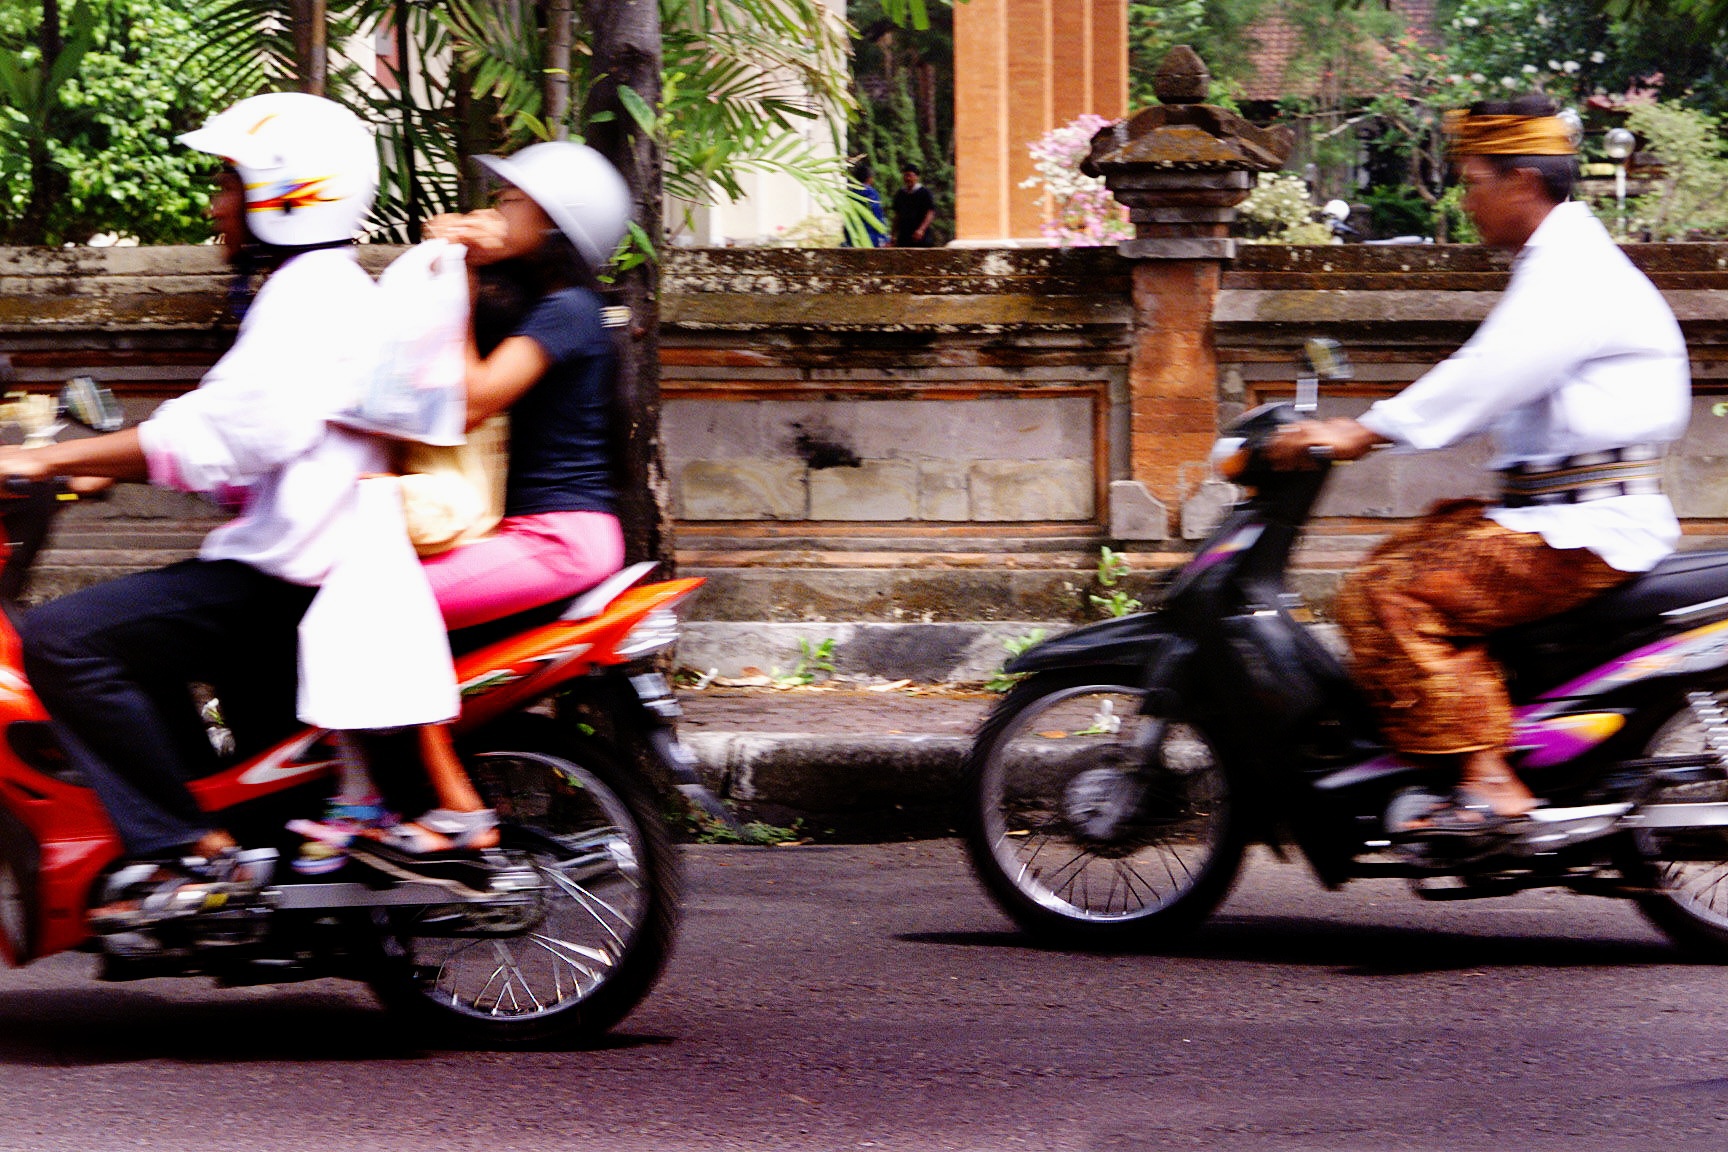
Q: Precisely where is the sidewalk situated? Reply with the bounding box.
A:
[677,683,995,841]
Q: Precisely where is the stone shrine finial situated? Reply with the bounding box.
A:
[1152,44,1210,105]
[1080,46,1295,261]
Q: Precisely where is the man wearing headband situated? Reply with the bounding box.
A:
[1269,94,1690,837]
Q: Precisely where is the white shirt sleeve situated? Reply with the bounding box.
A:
[1358,257,1596,451]
[136,263,357,494]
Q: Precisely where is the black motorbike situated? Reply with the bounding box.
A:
[961,343,1728,954]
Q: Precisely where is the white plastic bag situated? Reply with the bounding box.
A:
[297,476,458,729]
[332,239,470,447]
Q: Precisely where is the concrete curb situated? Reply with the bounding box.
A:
[677,621,1059,684]
[684,732,972,840]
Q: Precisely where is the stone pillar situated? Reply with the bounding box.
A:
[953,0,1128,242]
[1085,47,1293,538]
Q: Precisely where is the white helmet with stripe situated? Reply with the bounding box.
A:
[178,92,378,247]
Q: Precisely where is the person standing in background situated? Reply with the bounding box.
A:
[891,164,937,247]
[843,163,888,248]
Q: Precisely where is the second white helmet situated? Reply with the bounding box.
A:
[475,142,632,270]
[179,92,378,247]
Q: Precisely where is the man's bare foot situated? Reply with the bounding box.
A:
[1458,749,1540,818]
[192,830,238,858]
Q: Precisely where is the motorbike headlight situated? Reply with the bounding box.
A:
[1210,436,1249,481]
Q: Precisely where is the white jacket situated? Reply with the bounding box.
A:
[137,249,389,585]
[1359,201,1691,571]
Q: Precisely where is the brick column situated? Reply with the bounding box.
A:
[953,0,1128,241]
[1085,47,1293,538]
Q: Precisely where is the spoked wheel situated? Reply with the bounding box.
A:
[960,668,1243,948]
[365,720,680,1045]
[1619,689,1728,961]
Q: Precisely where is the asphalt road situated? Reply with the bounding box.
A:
[3,843,1727,1152]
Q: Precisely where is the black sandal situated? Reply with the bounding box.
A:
[1410,789,1543,839]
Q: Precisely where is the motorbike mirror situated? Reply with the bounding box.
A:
[1301,337,1352,383]
[59,376,124,433]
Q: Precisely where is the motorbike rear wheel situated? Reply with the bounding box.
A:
[1619,690,1728,962]
[960,668,1243,948]
[363,717,680,1045]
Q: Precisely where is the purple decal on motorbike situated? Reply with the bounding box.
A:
[1528,618,1728,710]
[1186,523,1264,575]
[1512,712,1627,768]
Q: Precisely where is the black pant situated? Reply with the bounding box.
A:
[21,560,316,857]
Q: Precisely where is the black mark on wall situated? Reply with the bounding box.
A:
[789,422,861,470]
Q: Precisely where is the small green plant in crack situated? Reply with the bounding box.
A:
[986,627,1049,693]
[1089,546,1144,618]
[771,637,839,688]
[692,814,807,846]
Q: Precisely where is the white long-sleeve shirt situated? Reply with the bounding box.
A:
[136,248,389,585]
[1358,201,1690,572]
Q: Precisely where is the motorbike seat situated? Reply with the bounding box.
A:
[1494,549,1728,654]
[447,594,582,656]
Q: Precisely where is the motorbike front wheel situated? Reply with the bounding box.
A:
[1619,689,1728,962]
[960,668,1243,948]
[363,717,680,1046]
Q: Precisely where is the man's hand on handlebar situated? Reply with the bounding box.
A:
[1266,418,1390,469]
[0,445,53,483]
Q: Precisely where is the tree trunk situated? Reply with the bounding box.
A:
[582,0,670,571]
[292,0,328,97]
[394,2,418,238]
[17,0,65,245]
[545,0,573,141]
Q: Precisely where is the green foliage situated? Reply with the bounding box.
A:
[1,0,222,244]
[179,0,875,246]
[1088,547,1144,619]
[985,627,1048,693]
[771,637,838,688]
[1361,183,1433,237]
[849,0,954,245]
[1435,184,1479,243]
[1127,0,1261,109]
[692,814,806,845]
[1622,99,1728,239]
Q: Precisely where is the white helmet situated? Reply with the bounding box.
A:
[475,142,631,270]
[178,92,378,247]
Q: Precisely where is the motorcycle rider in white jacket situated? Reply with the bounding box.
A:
[1268,94,1690,836]
[0,94,388,922]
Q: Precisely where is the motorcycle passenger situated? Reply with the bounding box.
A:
[335,142,634,869]
[0,94,388,921]
[1267,94,1690,834]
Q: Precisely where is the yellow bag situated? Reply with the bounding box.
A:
[397,415,509,557]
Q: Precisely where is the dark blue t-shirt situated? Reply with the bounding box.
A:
[507,287,618,517]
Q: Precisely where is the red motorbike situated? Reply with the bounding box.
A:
[0,382,719,1046]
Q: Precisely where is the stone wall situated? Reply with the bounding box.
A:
[660,247,1131,535]
[8,242,1728,622]
[1215,243,1728,535]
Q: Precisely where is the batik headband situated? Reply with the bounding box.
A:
[1443,111,1576,156]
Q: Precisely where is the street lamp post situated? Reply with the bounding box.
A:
[1604,127,1636,238]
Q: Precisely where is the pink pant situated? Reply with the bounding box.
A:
[421,510,625,631]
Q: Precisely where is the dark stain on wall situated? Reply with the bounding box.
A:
[790,422,862,470]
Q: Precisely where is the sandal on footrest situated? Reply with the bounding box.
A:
[1413,790,1542,839]
[88,849,273,933]
[342,810,501,897]
[389,808,498,851]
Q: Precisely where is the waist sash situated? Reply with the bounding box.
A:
[1498,444,1664,508]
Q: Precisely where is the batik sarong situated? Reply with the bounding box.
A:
[1333,498,1633,754]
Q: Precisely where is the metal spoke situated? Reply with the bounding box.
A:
[379,750,653,1024]
[978,683,1231,926]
